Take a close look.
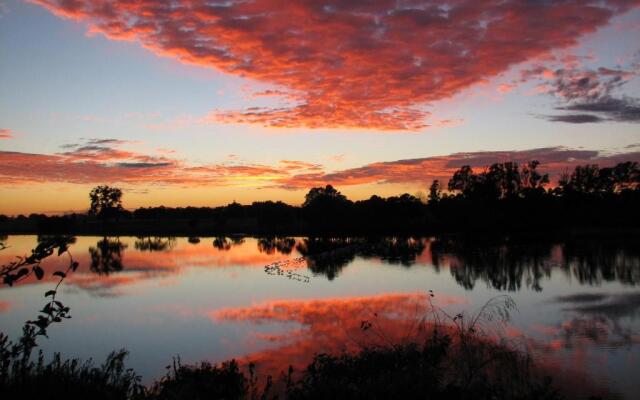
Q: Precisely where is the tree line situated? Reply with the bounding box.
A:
[1,160,638,234]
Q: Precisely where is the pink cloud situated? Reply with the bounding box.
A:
[0,129,12,139]
[30,0,640,130]
[279,147,640,189]
[1,145,638,189]
[0,138,325,186]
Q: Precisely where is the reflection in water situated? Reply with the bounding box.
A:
[213,292,464,374]
[0,300,11,313]
[359,237,426,266]
[264,259,310,283]
[295,237,427,280]
[296,238,357,280]
[430,238,553,291]
[1,235,639,398]
[3,235,639,296]
[257,237,296,255]
[430,237,640,291]
[37,234,77,246]
[561,240,640,286]
[212,293,614,399]
[134,236,176,252]
[212,236,245,251]
[546,292,640,349]
[89,237,127,275]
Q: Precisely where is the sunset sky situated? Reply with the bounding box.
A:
[1,0,639,215]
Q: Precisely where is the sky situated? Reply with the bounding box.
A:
[0,0,639,215]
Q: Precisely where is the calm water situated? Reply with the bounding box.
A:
[1,235,639,398]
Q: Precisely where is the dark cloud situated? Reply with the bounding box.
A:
[555,293,610,303]
[555,292,640,319]
[86,138,131,145]
[61,138,135,149]
[544,114,606,123]
[540,67,640,123]
[559,96,640,122]
[116,162,173,169]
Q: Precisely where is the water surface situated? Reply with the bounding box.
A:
[0,235,638,398]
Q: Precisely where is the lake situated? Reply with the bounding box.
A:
[1,235,639,399]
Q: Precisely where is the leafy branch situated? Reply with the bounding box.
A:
[0,236,78,374]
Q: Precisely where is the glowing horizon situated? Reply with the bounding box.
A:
[1,0,639,215]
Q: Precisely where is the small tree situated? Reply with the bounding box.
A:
[89,185,123,220]
[428,180,442,205]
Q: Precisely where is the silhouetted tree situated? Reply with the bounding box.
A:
[303,185,348,207]
[447,161,550,201]
[428,180,442,204]
[519,160,549,197]
[448,165,476,197]
[559,164,602,194]
[611,161,640,192]
[89,185,124,220]
[302,185,353,230]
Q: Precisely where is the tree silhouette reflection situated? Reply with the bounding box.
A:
[430,236,640,291]
[212,236,245,251]
[561,238,640,286]
[294,237,428,280]
[359,237,426,267]
[134,236,175,252]
[89,237,127,275]
[257,237,296,255]
[296,238,357,280]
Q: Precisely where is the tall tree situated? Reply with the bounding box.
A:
[89,185,123,220]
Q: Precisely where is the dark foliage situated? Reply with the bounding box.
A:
[90,185,125,221]
[0,349,144,400]
[147,359,248,400]
[287,338,559,400]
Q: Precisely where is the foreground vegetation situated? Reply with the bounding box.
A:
[1,332,562,400]
[1,160,638,235]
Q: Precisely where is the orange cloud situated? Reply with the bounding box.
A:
[0,129,12,139]
[2,146,638,189]
[0,138,323,186]
[279,147,640,189]
[30,0,639,130]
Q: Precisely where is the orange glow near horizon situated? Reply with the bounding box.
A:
[2,145,639,215]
